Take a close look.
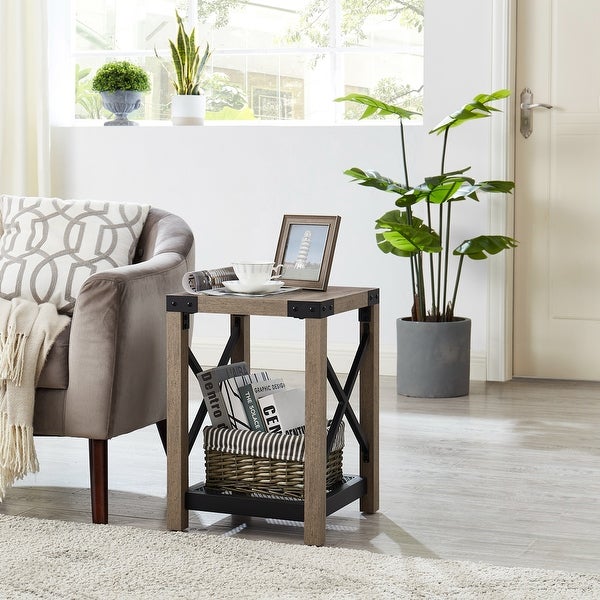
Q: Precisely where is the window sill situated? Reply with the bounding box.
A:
[61,119,423,128]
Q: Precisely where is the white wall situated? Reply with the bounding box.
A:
[50,0,506,378]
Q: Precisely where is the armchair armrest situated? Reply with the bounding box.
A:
[62,211,194,440]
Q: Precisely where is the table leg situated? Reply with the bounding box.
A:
[166,311,189,531]
[360,303,379,513]
[230,314,250,365]
[304,317,328,546]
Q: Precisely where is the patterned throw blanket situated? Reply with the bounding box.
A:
[0,298,70,499]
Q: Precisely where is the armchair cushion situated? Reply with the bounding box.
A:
[0,195,149,313]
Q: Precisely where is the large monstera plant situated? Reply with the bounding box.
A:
[337,89,517,322]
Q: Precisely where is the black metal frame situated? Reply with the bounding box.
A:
[186,476,367,521]
[186,315,243,453]
[170,295,378,521]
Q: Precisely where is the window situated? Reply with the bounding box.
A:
[74,0,424,122]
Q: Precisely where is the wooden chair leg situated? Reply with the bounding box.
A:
[88,439,108,524]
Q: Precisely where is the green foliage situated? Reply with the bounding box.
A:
[205,105,255,120]
[429,90,511,136]
[453,235,518,260]
[371,78,423,114]
[158,11,211,95]
[342,79,423,121]
[75,64,107,119]
[286,0,424,47]
[91,61,151,93]
[394,0,424,32]
[202,72,254,119]
[339,90,517,322]
[202,72,248,111]
[191,0,424,50]
[343,168,409,196]
[376,211,441,255]
[335,94,420,120]
[196,0,245,28]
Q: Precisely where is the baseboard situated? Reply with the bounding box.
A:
[190,339,487,380]
[470,353,487,381]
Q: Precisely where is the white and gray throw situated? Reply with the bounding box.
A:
[0,297,70,499]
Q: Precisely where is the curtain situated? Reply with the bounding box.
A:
[0,0,50,197]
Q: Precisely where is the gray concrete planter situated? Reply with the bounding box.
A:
[396,317,471,397]
[100,91,142,126]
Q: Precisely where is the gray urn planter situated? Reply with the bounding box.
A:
[100,91,142,126]
[396,317,471,398]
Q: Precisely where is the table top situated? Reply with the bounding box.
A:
[166,286,379,318]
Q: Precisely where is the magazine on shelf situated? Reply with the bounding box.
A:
[221,371,275,431]
[258,388,305,434]
[237,384,266,432]
[196,362,248,428]
[198,363,305,433]
[237,378,286,432]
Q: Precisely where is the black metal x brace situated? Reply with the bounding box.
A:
[184,313,371,463]
[185,316,242,454]
[325,328,370,463]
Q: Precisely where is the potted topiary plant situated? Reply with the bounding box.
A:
[337,90,517,397]
[156,11,211,125]
[91,60,151,126]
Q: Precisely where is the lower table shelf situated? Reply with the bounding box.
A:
[186,475,367,521]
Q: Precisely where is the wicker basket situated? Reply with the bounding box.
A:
[203,423,344,499]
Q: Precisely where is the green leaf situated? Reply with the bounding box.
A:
[474,90,511,104]
[423,167,472,188]
[478,180,515,193]
[376,232,415,257]
[334,93,421,120]
[376,210,442,254]
[408,172,514,205]
[344,167,408,194]
[198,43,211,77]
[453,235,518,260]
[429,89,511,135]
[76,67,91,81]
[168,10,209,95]
[169,40,184,93]
[414,172,478,204]
[427,180,464,204]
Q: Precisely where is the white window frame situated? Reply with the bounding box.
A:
[63,0,423,124]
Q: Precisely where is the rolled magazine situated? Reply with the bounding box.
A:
[182,266,237,294]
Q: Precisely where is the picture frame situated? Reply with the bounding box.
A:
[274,214,341,291]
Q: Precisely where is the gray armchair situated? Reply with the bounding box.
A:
[32,208,194,523]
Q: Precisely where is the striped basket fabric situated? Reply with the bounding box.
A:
[203,422,345,499]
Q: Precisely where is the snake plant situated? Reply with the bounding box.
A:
[157,11,211,95]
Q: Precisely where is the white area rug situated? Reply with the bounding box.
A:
[1,514,598,599]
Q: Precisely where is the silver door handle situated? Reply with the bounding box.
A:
[521,102,554,110]
[520,88,553,138]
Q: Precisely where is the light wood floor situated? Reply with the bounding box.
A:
[2,374,600,575]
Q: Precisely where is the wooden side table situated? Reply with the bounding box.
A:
[165,286,379,546]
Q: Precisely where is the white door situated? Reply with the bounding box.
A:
[514,0,600,380]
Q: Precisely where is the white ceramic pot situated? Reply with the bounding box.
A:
[171,94,206,126]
